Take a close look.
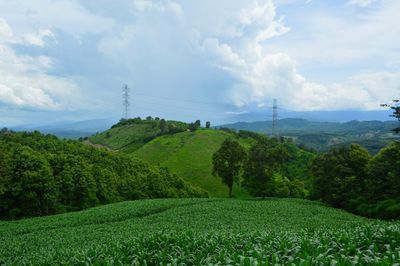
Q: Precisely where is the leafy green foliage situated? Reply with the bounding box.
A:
[212,138,247,197]
[0,130,206,219]
[0,198,399,265]
[243,138,288,198]
[311,142,400,219]
[242,138,310,198]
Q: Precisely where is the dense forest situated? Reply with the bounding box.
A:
[311,142,400,219]
[213,134,399,220]
[0,129,206,219]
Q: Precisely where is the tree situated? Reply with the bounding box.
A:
[206,121,211,129]
[243,139,289,198]
[212,138,246,197]
[195,120,201,128]
[189,122,200,132]
[5,145,57,217]
[159,119,167,133]
[367,142,400,201]
[0,143,11,216]
[381,99,400,133]
[311,144,371,209]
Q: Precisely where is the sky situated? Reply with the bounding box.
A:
[0,0,399,126]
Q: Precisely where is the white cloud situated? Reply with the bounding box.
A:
[22,29,55,47]
[0,18,81,110]
[99,0,185,66]
[269,0,400,67]
[197,0,399,111]
[0,0,398,124]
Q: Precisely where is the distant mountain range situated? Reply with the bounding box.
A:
[218,118,399,154]
[225,110,393,123]
[9,119,116,139]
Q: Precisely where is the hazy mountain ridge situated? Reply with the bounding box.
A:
[9,119,115,139]
[218,118,399,153]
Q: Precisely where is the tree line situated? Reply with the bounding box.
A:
[311,142,399,219]
[213,136,399,219]
[110,117,211,134]
[0,130,206,219]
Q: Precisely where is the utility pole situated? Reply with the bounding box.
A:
[122,84,130,119]
[272,98,279,141]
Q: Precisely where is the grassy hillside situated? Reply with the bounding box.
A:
[88,118,189,152]
[1,198,399,265]
[133,129,254,197]
[88,120,315,198]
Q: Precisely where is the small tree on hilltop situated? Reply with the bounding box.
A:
[212,138,246,198]
[159,119,167,133]
[206,121,211,128]
[189,120,201,132]
[381,99,400,133]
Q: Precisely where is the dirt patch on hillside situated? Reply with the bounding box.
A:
[83,140,113,151]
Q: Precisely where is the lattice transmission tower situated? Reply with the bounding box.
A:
[272,98,279,141]
[122,84,130,119]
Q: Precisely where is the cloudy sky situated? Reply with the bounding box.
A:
[0,0,399,125]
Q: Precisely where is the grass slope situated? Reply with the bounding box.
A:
[88,119,188,153]
[1,198,399,265]
[89,123,160,152]
[133,129,254,197]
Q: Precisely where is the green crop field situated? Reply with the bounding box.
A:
[133,129,254,197]
[1,198,399,265]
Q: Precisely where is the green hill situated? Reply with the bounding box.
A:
[133,129,255,197]
[1,198,399,265]
[88,119,316,198]
[88,118,189,152]
[89,119,254,197]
